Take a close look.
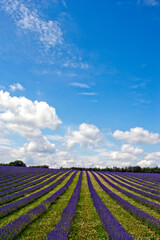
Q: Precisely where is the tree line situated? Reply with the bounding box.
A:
[64,166,160,173]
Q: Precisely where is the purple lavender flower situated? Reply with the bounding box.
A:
[98,172,160,213]
[92,172,160,234]
[0,171,72,218]
[0,171,78,240]
[87,171,133,240]
[104,173,160,202]
[45,171,82,240]
[106,173,160,194]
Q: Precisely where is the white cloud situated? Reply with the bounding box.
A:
[9,83,24,92]
[113,127,160,144]
[138,0,159,6]
[23,136,55,154]
[99,150,138,161]
[121,144,144,154]
[0,138,11,145]
[46,135,63,142]
[1,0,63,48]
[63,61,89,70]
[145,152,160,160]
[0,145,24,164]
[65,123,102,149]
[79,92,98,96]
[0,90,62,139]
[137,160,156,167]
[70,82,90,89]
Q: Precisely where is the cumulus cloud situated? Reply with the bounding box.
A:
[99,150,138,161]
[145,152,160,160]
[0,145,25,164]
[113,127,160,144]
[0,90,63,165]
[121,144,144,154]
[65,123,102,149]
[23,137,56,154]
[94,144,146,167]
[0,0,63,48]
[70,82,90,89]
[0,90,62,139]
[9,83,24,92]
[137,160,156,167]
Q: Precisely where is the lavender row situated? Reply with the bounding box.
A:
[106,173,160,202]
[0,172,61,205]
[86,171,133,240]
[92,172,160,234]
[0,166,59,184]
[0,171,78,240]
[98,172,160,214]
[0,171,72,218]
[105,173,160,195]
[0,171,59,196]
[0,173,36,187]
[45,171,82,240]
[0,169,53,187]
[113,172,160,185]
[0,172,51,194]
[111,173,160,190]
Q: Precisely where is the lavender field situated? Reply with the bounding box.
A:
[0,166,160,240]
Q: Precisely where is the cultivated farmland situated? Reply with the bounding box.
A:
[0,166,160,239]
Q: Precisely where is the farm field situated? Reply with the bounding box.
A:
[0,166,160,240]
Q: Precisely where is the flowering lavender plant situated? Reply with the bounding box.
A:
[45,171,82,240]
[0,171,78,240]
[92,172,160,234]
[87,171,133,240]
[110,173,160,190]
[0,171,72,218]
[98,172,160,213]
[104,173,160,202]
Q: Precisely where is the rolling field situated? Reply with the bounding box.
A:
[0,166,160,239]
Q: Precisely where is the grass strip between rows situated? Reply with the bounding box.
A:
[90,172,160,239]
[0,171,72,229]
[16,171,80,240]
[92,171,160,235]
[87,171,133,240]
[0,171,78,240]
[0,172,54,193]
[106,173,160,203]
[0,171,71,218]
[98,172,160,214]
[110,173,160,190]
[69,171,108,240]
[45,171,83,240]
[106,173,160,195]
[0,172,63,205]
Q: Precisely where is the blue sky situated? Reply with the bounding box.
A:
[0,0,160,168]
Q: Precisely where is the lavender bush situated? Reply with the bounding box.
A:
[104,173,160,202]
[107,173,160,194]
[92,172,160,234]
[0,172,61,205]
[45,171,82,240]
[0,171,78,240]
[0,171,72,218]
[98,172,160,213]
[87,171,133,240]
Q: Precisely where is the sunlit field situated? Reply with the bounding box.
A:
[0,166,159,240]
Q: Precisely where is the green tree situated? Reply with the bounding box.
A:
[9,160,26,167]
